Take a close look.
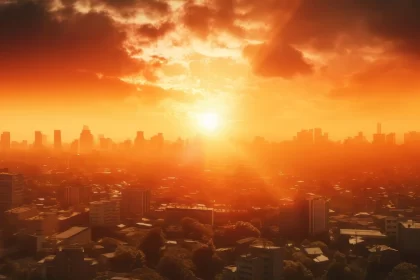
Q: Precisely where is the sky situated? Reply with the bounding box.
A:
[1,0,420,142]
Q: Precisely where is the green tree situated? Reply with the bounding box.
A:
[111,245,146,272]
[138,227,166,268]
[283,260,314,280]
[388,262,418,280]
[157,256,196,280]
[192,245,224,280]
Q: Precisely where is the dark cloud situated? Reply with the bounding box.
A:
[182,0,244,39]
[243,42,313,78]
[137,21,175,42]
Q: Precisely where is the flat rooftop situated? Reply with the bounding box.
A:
[400,221,420,229]
[56,227,89,240]
[340,229,386,238]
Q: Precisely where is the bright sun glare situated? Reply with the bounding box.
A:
[197,112,220,133]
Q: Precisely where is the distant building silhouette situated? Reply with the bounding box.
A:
[79,125,94,154]
[34,131,43,149]
[0,131,11,151]
[54,130,62,150]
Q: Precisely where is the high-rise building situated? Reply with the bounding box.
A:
[249,244,284,280]
[41,246,97,280]
[296,129,314,145]
[386,133,397,145]
[151,133,164,150]
[70,139,79,154]
[0,170,24,213]
[59,183,92,208]
[121,188,151,218]
[1,132,11,151]
[373,123,386,145]
[54,130,62,150]
[79,125,94,154]
[308,197,329,235]
[34,131,43,149]
[89,199,120,227]
[235,244,284,280]
[134,131,145,150]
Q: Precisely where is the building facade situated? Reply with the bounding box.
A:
[89,199,120,227]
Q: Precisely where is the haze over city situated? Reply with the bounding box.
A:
[2,1,420,280]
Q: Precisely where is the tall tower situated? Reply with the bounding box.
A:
[54,130,62,150]
[79,126,94,154]
[0,132,11,151]
[34,131,43,149]
[377,123,382,135]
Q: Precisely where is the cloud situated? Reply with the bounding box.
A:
[243,42,313,78]
[181,0,244,39]
[0,0,186,104]
[137,21,175,42]
[92,0,170,17]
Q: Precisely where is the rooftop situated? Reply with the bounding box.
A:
[56,227,89,240]
[400,221,420,229]
[304,247,323,255]
[340,229,386,238]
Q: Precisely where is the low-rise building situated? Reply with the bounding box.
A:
[55,226,91,246]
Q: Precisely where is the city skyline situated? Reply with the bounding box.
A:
[2,122,420,149]
[2,0,420,141]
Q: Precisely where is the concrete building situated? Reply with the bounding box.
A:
[0,171,24,213]
[55,227,91,246]
[236,254,263,280]
[39,246,97,280]
[385,216,400,237]
[165,204,214,225]
[90,199,120,227]
[121,188,150,219]
[24,212,58,236]
[249,244,284,280]
[309,197,329,235]
[397,220,420,255]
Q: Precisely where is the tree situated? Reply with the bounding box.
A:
[234,221,260,238]
[138,228,166,268]
[181,217,213,241]
[283,260,314,280]
[111,245,146,272]
[388,262,418,280]
[326,262,354,280]
[157,256,196,280]
[192,245,224,280]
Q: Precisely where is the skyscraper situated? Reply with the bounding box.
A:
[34,131,43,149]
[134,131,145,151]
[121,188,151,218]
[373,123,386,145]
[79,125,94,154]
[0,132,11,151]
[54,130,62,150]
[0,170,24,213]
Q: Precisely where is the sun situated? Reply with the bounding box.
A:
[196,112,221,133]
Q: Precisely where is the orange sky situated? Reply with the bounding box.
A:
[1,0,420,142]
